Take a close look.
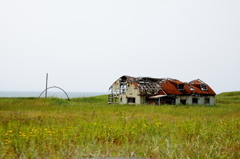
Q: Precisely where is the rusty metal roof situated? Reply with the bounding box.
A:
[111,76,216,96]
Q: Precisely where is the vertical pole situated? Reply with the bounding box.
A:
[45,73,48,98]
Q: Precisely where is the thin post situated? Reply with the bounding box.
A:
[45,73,48,98]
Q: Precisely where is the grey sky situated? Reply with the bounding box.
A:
[0,0,239,94]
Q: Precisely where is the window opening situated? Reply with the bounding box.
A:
[178,84,184,90]
[127,97,135,104]
[204,98,210,104]
[180,99,186,105]
[166,99,173,105]
[201,84,208,90]
[192,98,198,104]
[120,84,127,94]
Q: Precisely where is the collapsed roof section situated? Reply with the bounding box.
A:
[110,75,216,96]
[125,76,164,95]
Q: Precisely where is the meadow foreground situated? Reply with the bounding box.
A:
[0,92,240,158]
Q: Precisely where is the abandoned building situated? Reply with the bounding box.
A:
[108,76,216,105]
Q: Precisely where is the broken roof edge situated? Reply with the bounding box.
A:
[109,76,216,96]
[110,76,207,87]
[189,79,207,85]
[108,75,134,90]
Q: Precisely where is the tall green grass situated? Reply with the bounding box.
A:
[0,93,239,158]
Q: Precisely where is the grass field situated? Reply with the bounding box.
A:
[0,92,240,158]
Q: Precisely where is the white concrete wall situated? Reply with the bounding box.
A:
[176,96,192,105]
[112,80,120,93]
[126,83,140,104]
[175,98,180,104]
[115,82,141,104]
[119,94,127,104]
[198,97,204,105]
[204,96,215,105]
[195,96,215,105]
[176,96,215,105]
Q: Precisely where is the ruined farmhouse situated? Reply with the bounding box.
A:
[108,76,216,105]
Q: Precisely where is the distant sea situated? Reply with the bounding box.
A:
[0,91,108,99]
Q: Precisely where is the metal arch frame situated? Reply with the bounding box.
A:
[39,86,70,101]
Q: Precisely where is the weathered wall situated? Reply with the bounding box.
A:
[176,96,215,105]
[176,96,192,105]
[117,83,141,104]
[112,80,120,93]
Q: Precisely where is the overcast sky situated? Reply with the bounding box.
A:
[0,0,239,94]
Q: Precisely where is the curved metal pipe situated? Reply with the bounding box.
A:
[39,86,70,101]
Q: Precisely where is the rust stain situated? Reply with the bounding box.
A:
[110,75,216,96]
